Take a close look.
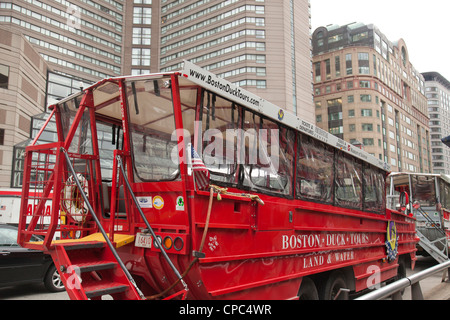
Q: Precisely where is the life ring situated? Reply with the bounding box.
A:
[61,174,89,223]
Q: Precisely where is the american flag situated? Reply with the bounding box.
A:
[191,145,210,190]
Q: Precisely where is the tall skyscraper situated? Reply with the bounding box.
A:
[0,0,314,188]
[0,0,126,187]
[122,0,313,119]
[312,22,431,173]
[422,72,450,174]
[0,1,124,82]
[1,0,313,117]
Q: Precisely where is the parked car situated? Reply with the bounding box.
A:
[0,223,64,292]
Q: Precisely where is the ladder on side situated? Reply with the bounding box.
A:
[52,150,187,300]
[415,205,449,264]
[416,229,449,264]
[51,236,142,300]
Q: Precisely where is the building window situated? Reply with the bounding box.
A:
[362,138,374,146]
[361,109,372,117]
[360,81,370,88]
[325,59,331,80]
[335,56,341,77]
[362,123,373,131]
[0,128,4,145]
[373,54,377,76]
[234,79,266,88]
[401,47,407,67]
[46,72,93,105]
[131,68,151,75]
[132,27,151,45]
[327,98,342,108]
[329,112,343,121]
[132,48,151,66]
[388,118,394,127]
[133,7,152,24]
[0,64,9,89]
[328,34,343,43]
[347,80,353,89]
[352,31,368,42]
[316,30,324,46]
[382,40,388,60]
[358,52,370,74]
[360,94,372,102]
[314,62,321,82]
[329,126,344,135]
[346,54,352,75]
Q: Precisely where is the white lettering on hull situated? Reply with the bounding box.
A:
[281,233,370,250]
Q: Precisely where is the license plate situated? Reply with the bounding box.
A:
[135,233,152,248]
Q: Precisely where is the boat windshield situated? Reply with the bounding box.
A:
[126,77,180,182]
[411,175,436,207]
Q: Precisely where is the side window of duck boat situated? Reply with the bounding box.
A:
[199,91,240,186]
[197,91,295,196]
[296,132,385,213]
[240,109,295,196]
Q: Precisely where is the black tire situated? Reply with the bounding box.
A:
[397,259,407,280]
[320,271,348,300]
[44,264,65,292]
[396,258,407,296]
[298,277,319,300]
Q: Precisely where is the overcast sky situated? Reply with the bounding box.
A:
[310,0,450,80]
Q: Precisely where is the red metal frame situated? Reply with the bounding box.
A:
[31,108,56,146]
[17,71,418,300]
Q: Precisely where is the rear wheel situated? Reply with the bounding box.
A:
[396,258,407,296]
[298,277,319,300]
[320,271,348,300]
[397,259,407,280]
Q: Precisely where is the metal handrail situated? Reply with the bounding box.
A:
[356,259,450,300]
[416,230,449,263]
[116,155,188,293]
[61,148,146,300]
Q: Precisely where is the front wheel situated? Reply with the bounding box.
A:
[44,264,65,292]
